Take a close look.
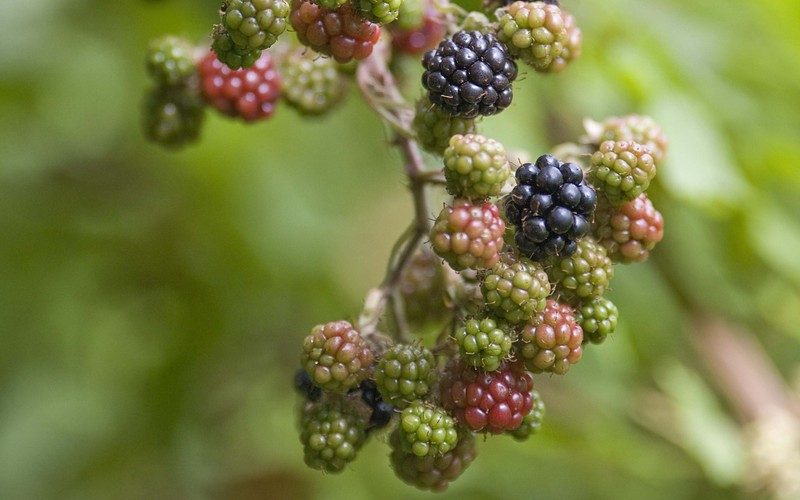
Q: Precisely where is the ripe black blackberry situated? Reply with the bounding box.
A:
[421,30,518,118]
[505,154,597,261]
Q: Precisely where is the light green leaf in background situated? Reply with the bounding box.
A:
[654,360,745,486]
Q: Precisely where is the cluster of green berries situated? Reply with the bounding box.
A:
[212,0,290,70]
[142,36,205,148]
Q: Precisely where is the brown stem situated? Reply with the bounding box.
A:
[355,39,438,342]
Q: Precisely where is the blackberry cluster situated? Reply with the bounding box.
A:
[517,299,583,374]
[421,30,518,118]
[575,296,618,345]
[439,358,535,434]
[413,96,477,155]
[397,248,449,327]
[141,36,206,149]
[390,426,477,492]
[481,255,550,324]
[396,401,459,457]
[280,47,346,116]
[145,35,197,86]
[443,134,511,199]
[374,343,436,407]
[197,50,281,121]
[289,0,381,63]
[221,0,289,51]
[590,140,656,205]
[547,236,614,302]
[142,85,206,149]
[300,398,368,473]
[593,193,664,263]
[300,320,374,392]
[505,154,597,262]
[496,1,568,72]
[453,316,515,371]
[429,198,506,271]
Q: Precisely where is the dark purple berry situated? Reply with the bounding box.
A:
[509,154,597,261]
[422,30,517,117]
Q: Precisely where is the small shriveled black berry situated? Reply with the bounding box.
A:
[295,368,322,401]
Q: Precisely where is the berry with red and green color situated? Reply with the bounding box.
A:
[374,343,436,407]
[301,320,374,393]
[440,358,535,433]
[593,193,664,263]
[299,398,368,473]
[430,198,506,271]
[289,0,381,63]
[390,425,477,491]
[516,299,583,374]
[198,50,280,121]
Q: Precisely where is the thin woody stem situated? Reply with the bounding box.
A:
[355,38,437,341]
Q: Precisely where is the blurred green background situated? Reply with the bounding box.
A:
[2,0,800,498]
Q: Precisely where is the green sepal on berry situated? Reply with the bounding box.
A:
[508,389,545,441]
[299,398,368,473]
[590,140,656,205]
[301,320,374,393]
[497,1,568,72]
[211,28,262,70]
[390,425,477,492]
[547,236,614,302]
[281,47,346,116]
[357,0,404,24]
[142,84,206,149]
[575,296,618,344]
[443,134,511,200]
[374,343,436,408]
[221,0,290,51]
[453,316,515,371]
[481,255,551,324]
[396,401,459,457]
[413,96,478,156]
[145,35,198,86]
